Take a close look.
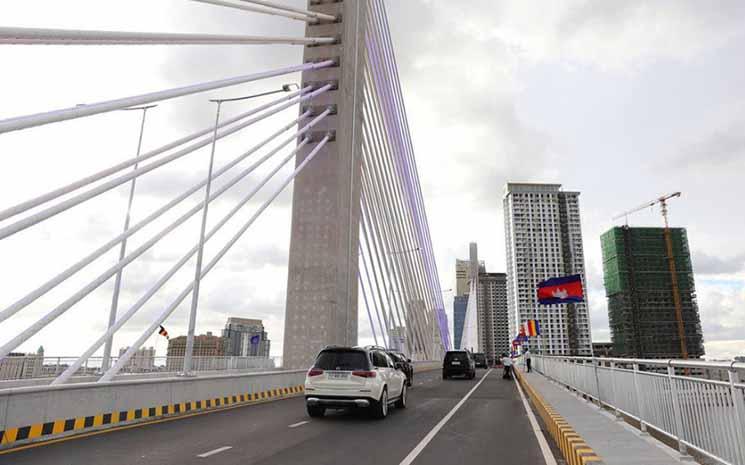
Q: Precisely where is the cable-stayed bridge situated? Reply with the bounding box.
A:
[0,2,743,464]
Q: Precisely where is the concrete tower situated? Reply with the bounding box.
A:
[283,0,367,369]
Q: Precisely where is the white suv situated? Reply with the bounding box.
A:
[304,346,407,419]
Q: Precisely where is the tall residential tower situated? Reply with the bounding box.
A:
[503,183,592,355]
[477,272,509,364]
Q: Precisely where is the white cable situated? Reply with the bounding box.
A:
[0,111,315,326]
[0,110,330,359]
[0,86,315,222]
[0,26,335,46]
[0,59,334,134]
[52,137,312,384]
[358,273,379,347]
[0,86,332,240]
[235,0,337,22]
[100,134,331,382]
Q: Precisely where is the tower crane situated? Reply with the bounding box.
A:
[612,192,688,359]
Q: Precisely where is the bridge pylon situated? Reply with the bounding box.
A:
[283,0,367,369]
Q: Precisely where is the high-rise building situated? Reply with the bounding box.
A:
[453,295,468,349]
[0,346,44,380]
[455,259,470,297]
[477,272,509,364]
[503,183,592,355]
[118,346,155,372]
[167,332,224,371]
[454,243,508,359]
[601,226,704,358]
[222,318,271,357]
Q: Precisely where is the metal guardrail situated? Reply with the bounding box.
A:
[533,355,745,465]
[0,355,281,381]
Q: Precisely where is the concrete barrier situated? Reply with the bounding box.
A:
[0,369,305,451]
[514,368,605,465]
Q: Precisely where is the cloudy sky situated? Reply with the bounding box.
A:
[1,1,744,362]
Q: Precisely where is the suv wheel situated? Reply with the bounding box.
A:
[307,405,325,418]
[395,384,407,409]
[371,388,388,419]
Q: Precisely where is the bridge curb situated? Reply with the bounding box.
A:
[515,369,605,465]
[0,384,304,453]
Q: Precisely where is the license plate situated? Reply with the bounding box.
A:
[328,372,348,379]
[451,361,461,365]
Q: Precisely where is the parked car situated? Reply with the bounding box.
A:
[387,351,413,386]
[473,352,488,368]
[304,346,407,419]
[442,350,476,379]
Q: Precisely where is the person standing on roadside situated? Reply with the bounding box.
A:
[524,348,532,373]
[501,353,513,379]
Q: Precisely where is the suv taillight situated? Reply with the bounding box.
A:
[351,370,376,378]
[307,368,324,377]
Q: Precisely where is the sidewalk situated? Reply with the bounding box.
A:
[521,369,686,465]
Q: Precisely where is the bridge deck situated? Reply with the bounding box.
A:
[1,369,549,465]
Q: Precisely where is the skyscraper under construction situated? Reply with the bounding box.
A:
[601,226,704,358]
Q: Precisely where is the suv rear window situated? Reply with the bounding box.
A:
[314,350,369,370]
[444,351,469,363]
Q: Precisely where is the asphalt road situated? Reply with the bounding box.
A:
[1,369,551,465]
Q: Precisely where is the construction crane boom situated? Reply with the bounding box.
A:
[612,192,681,225]
[612,191,688,359]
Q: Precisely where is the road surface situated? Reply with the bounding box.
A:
[1,369,551,465]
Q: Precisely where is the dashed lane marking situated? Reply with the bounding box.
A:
[197,446,232,458]
[398,369,493,465]
[288,421,310,428]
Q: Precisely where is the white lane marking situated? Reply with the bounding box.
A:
[398,369,493,465]
[514,373,558,465]
[289,420,310,428]
[197,446,233,458]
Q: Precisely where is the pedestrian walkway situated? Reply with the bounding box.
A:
[521,369,686,465]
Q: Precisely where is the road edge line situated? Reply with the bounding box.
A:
[514,370,559,465]
[515,368,605,465]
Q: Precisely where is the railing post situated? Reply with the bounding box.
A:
[609,361,622,420]
[728,366,745,465]
[593,357,603,409]
[633,363,648,434]
[667,364,690,458]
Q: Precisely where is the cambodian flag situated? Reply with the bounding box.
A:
[537,274,584,305]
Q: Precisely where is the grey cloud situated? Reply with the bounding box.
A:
[161,1,306,132]
[385,1,554,205]
[693,251,745,275]
[674,119,745,172]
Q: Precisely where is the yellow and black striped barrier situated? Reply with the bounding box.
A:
[515,369,604,465]
[0,384,304,451]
